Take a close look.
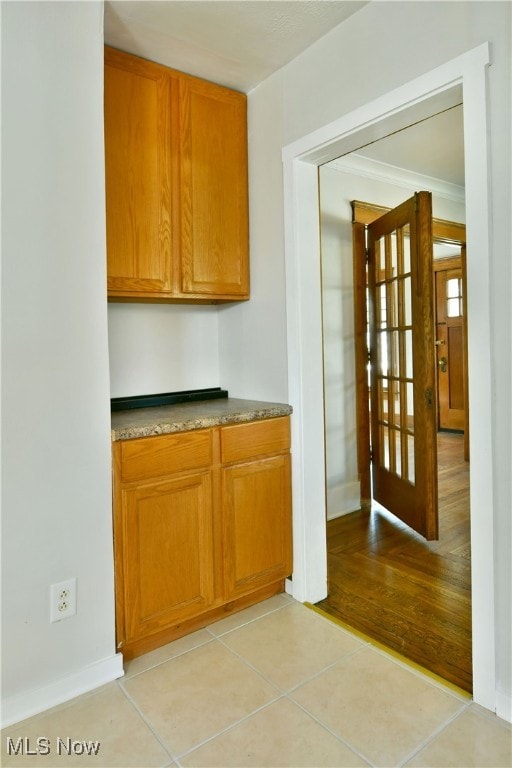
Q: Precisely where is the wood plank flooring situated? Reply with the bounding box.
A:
[317,432,472,691]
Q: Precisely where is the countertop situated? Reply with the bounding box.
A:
[111,398,293,441]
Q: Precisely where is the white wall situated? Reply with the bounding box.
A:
[319,163,466,520]
[218,70,289,403]
[1,2,121,725]
[218,0,510,717]
[108,304,220,397]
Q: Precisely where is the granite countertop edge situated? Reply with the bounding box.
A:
[111,398,293,441]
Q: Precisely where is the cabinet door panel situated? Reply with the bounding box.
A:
[223,455,292,597]
[179,77,249,298]
[105,50,172,295]
[123,472,214,642]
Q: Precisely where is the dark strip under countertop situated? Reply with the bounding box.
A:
[111,398,293,441]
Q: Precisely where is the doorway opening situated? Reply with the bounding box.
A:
[282,42,495,711]
[317,180,471,690]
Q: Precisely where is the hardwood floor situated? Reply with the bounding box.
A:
[317,432,472,692]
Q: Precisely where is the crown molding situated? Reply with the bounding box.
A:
[328,153,465,204]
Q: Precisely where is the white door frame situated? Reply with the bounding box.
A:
[283,43,496,712]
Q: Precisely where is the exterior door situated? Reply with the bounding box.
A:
[434,256,467,431]
[367,192,438,540]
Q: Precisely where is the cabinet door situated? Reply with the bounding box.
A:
[178,77,249,299]
[121,471,214,644]
[222,455,292,598]
[105,48,173,296]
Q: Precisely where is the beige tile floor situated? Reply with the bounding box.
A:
[2,595,511,768]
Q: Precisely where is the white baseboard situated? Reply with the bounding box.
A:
[326,480,361,521]
[1,653,124,729]
[496,689,512,724]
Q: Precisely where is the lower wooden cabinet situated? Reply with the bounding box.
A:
[221,419,292,599]
[112,417,292,658]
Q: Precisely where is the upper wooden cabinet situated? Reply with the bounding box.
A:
[104,47,249,302]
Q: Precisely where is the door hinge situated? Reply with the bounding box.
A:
[369,447,373,461]
[365,247,370,265]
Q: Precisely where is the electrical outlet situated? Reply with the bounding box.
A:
[50,578,77,622]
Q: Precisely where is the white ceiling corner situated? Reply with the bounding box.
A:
[104,1,368,92]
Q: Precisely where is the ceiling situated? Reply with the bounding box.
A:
[104,1,465,188]
[353,105,465,188]
[104,1,368,93]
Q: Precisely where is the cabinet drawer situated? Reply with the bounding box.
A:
[120,429,212,483]
[221,417,290,465]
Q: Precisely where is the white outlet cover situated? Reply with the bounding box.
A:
[50,578,77,623]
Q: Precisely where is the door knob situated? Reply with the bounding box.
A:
[435,339,445,346]
[439,356,447,373]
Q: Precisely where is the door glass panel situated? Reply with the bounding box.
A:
[405,329,413,379]
[378,237,386,273]
[379,377,389,422]
[378,284,387,328]
[406,382,414,430]
[446,277,463,317]
[387,379,396,432]
[389,280,398,328]
[403,234,411,273]
[382,425,389,470]
[388,426,397,473]
[390,232,398,274]
[390,331,400,377]
[407,435,415,483]
[447,298,460,317]
[447,277,460,297]
[393,429,402,477]
[403,276,412,325]
[392,381,401,427]
[378,332,388,375]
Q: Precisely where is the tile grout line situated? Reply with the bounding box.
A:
[172,694,287,765]
[121,598,295,681]
[117,624,290,766]
[204,598,296,640]
[369,643,472,702]
[284,693,375,767]
[208,627,387,763]
[208,610,475,768]
[122,635,217,681]
[166,625,371,762]
[284,646,368,695]
[110,603,296,766]
[214,625,367,697]
[116,678,180,766]
[213,632,290,692]
[396,698,473,767]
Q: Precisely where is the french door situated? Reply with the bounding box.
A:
[367,192,438,540]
